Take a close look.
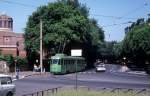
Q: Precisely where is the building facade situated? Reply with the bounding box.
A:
[0,14,26,57]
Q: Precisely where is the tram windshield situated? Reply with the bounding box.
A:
[52,59,59,64]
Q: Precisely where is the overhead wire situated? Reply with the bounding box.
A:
[0,0,37,8]
[0,0,149,27]
[90,14,140,20]
[101,21,132,28]
[94,2,149,27]
[0,0,148,20]
[119,3,148,19]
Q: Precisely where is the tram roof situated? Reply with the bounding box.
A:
[51,53,84,59]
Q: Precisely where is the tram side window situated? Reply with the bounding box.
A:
[60,59,63,65]
[68,60,70,65]
[72,60,75,64]
[70,60,72,65]
[64,60,68,65]
[78,60,81,66]
[64,60,66,65]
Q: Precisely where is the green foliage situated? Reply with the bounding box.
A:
[3,55,15,67]
[88,19,104,46]
[0,55,4,60]
[122,18,150,69]
[59,0,89,17]
[123,23,150,57]
[0,54,27,71]
[15,57,28,70]
[112,42,122,58]
[24,0,104,68]
[25,2,89,54]
[99,41,120,63]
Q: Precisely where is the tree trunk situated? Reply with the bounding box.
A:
[62,40,66,53]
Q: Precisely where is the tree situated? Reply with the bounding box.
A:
[99,41,120,63]
[82,19,104,67]
[58,0,89,17]
[122,18,150,73]
[112,42,122,59]
[3,55,15,67]
[15,57,28,71]
[24,0,104,69]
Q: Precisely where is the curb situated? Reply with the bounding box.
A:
[12,72,49,81]
[126,71,147,75]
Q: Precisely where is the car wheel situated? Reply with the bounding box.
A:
[7,92,13,96]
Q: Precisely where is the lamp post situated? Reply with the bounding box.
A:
[15,41,19,79]
[123,57,126,65]
[36,59,38,64]
[14,59,16,78]
[71,49,82,90]
[123,57,126,59]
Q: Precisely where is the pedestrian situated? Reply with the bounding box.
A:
[33,64,38,72]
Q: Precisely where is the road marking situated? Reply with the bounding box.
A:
[79,71,97,74]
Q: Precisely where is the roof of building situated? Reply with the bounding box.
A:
[0,14,12,19]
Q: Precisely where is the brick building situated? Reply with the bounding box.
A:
[0,14,26,57]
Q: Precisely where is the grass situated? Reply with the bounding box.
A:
[44,88,150,96]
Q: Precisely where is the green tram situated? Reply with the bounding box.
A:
[50,54,86,74]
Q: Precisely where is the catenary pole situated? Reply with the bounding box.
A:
[40,19,43,73]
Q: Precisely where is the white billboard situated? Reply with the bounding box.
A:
[71,49,82,56]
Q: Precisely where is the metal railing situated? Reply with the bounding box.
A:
[22,86,150,96]
[22,87,61,96]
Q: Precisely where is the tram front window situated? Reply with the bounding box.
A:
[52,59,59,64]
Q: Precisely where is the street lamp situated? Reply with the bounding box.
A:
[123,57,126,65]
[123,57,126,60]
[14,59,17,77]
[36,59,38,64]
[14,59,19,79]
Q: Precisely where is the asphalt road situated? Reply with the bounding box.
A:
[15,64,150,96]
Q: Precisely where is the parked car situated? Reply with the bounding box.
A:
[95,63,106,72]
[0,74,15,96]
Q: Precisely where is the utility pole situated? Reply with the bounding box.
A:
[40,19,43,73]
[16,41,19,79]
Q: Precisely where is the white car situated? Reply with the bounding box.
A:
[95,64,106,72]
[0,74,15,96]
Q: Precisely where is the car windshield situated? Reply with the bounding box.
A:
[0,77,12,85]
[97,64,105,67]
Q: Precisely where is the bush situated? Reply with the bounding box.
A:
[15,57,28,71]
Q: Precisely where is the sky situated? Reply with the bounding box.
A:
[0,0,150,41]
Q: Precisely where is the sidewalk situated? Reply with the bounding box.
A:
[119,66,148,76]
[126,71,147,75]
[5,71,50,80]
